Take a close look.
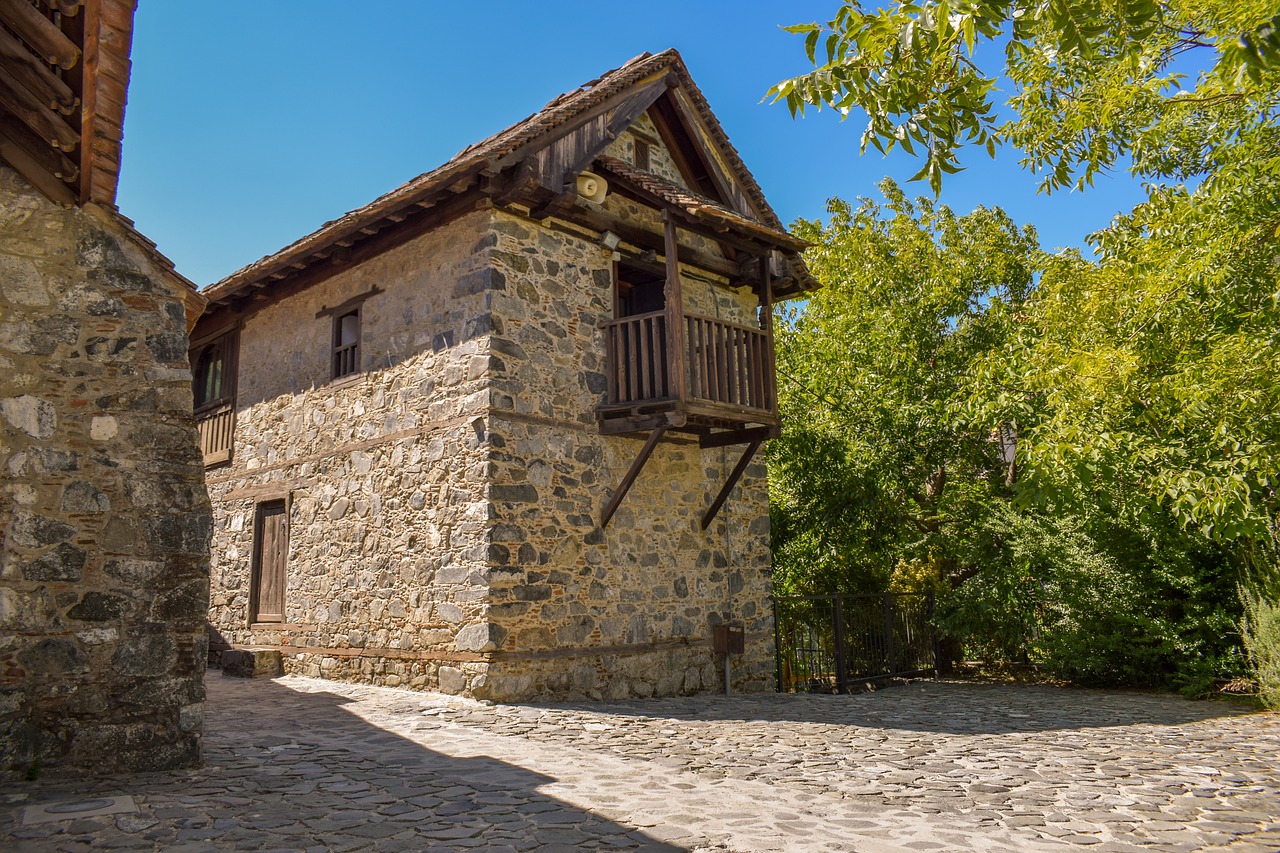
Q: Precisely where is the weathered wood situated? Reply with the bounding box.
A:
[647,91,719,200]
[761,250,777,414]
[207,192,484,309]
[557,203,743,281]
[597,167,783,255]
[196,402,235,466]
[0,110,77,185]
[601,424,668,527]
[0,26,78,113]
[699,425,777,449]
[597,411,680,435]
[252,501,287,622]
[0,0,81,69]
[0,62,79,151]
[0,123,73,202]
[701,438,763,530]
[663,210,688,405]
[667,87,755,218]
[529,76,670,202]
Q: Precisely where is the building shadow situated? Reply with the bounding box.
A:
[0,674,686,851]
[521,679,1261,736]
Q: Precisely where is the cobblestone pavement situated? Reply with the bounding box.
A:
[3,674,1278,851]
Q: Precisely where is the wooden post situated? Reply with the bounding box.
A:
[759,251,777,415]
[662,209,688,404]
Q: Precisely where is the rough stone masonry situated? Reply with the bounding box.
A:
[203,130,775,700]
[0,166,211,776]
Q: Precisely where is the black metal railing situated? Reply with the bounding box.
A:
[774,592,937,693]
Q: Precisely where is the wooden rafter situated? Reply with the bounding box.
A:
[0,0,80,69]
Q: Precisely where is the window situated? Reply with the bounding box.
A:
[634,137,651,171]
[193,333,235,409]
[191,329,238,466]
[332,308,360,379]
[616,262,665,318]
[250,500,288,624]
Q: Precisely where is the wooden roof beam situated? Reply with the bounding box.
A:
[0,124,73,204]
[0,111,75,179]
[0,62,79,151]
[0,26,78,114]
[0,0,81,69]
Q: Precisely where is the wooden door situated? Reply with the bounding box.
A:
[252,501,287,623]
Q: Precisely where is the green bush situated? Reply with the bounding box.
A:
[1241,581,1280,709]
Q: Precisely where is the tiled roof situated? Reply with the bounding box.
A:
[206,49,805,304]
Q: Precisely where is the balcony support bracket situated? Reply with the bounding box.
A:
[600,423,670,528]
[701,437,764,531]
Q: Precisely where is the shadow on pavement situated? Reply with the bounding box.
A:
[523,679,1261,735]
[0,673,685,851]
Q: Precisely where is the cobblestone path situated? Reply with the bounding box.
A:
[2,674,1278,851]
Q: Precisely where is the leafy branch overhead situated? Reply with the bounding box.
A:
[767,1,1280,193]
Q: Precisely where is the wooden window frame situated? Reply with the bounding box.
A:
[249,498,289,626]
[634,137,651,171]
[317,286,382,382]
[191,328,238,412]
[331,307,361,380]
[191,325,239,467]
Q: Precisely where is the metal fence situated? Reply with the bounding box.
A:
[774,592,938,693]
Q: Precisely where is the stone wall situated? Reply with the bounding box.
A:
[0,167,211,775]
[483,208,774,700]
[204,210,499,696]
[205,199,777,702]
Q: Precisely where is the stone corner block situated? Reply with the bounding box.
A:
[454,622,507,653]
[221,648,284,679]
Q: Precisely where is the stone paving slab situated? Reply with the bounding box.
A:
[2,674,1278,851]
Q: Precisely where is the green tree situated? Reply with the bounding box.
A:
[771,181,1039,595]
[769,1,1280,695]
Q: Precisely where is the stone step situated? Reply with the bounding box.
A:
[220,648,284,678]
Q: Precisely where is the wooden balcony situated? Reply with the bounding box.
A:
[599,309,777,434]
[196,401,235,466]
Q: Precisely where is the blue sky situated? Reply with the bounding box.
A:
[117,2,1150,288]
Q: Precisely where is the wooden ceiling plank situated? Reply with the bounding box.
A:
[0,110,76,179]
[0,26,77,113]
[0,126,74,204]
[0,63,79,150]
[0,0,81,69]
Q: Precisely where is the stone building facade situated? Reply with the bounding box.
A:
[0,169,210,773]
[198,51,815,701]
[0,2,212,776]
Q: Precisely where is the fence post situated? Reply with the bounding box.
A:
[773,596,783,693]
[883,593,896,676]
[928,590,940,679]
[831,594,847,694]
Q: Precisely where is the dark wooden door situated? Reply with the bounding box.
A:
[252,501,287,623]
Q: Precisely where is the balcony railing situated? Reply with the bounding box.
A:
[602,310,775,417]
[196,401,234,466]
[685,312,774,413]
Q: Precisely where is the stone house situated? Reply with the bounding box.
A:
[196,50,815,701]
[0,1,212,774]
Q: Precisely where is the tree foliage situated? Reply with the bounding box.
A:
[767,5,1279,696]
[768,1,1280,194]
[771,183,1037,595]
